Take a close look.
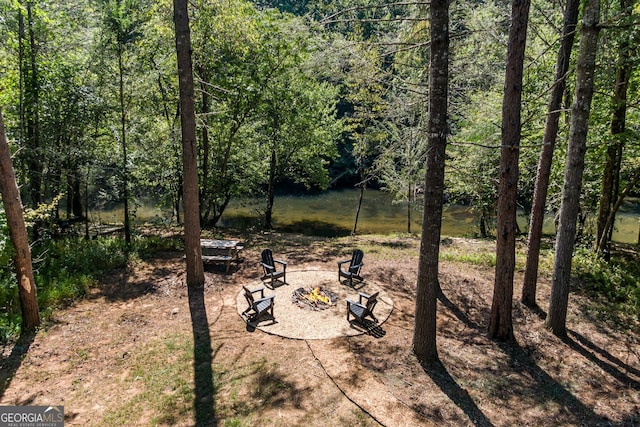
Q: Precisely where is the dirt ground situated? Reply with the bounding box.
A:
[1,233,639,426]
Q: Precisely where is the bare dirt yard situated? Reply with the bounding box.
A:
[1,232,639,426]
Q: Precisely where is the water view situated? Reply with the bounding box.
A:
[220,190,639,243]
[95,189,640,243]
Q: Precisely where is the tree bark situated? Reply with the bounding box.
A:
[594,0,633,256]
[18,3,25,151]
[0,110,40,331]
[546,0,601,337]
[489,0,531,342]
[26,1,42,210]
[174,0,204,288]
[198,65,210,225]
[596,168,640,253]
[407,184,412,234]
[352,183,364,236]
[413,0,448,364]
[118,45,131,244]
[522,0,580,307]
[265,145,277,230]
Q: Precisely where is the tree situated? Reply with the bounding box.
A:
[192,0,290,225]
[0,110,40,331]
[594,0,635,257]
[445,0,508,238]
[412,0,448,364]
[343,42,388,236]
[173,0,204,288]
[101,0,146,244]
[488,0,531,342]
[546,0,601,337]
[596,167,640,253]
[521,0,580,307]
[23,0,42,211]
[260,62,342,229]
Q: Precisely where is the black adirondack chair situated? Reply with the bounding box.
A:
[338,249,364,286]
[346,291,379,325]
[260,249,287,288]
[242,286,275,322]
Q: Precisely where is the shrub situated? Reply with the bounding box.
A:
[572,247,640,323]
[0,234,182,342]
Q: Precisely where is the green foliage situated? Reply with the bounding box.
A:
[192,0,343,224]
[0,234,181,342]
[572,247,640,323]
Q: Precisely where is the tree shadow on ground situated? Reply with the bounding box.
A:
[565,330,640,388]
[438,290,484,331]
[91,264,175,302]
[277,220,351,238]
[496,340,611,426]
[188,284,217,426]
[431,289,493,425]
[226,357,314,418]
[422,361,494,427]
[438,286,612,426]
[0,331,35,400]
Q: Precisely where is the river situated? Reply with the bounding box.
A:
[94,189,640,243]
[220,190,639,243]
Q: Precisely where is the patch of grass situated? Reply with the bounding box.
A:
[213,356,309,425]
[213,358,271,420]
[332,234,421,260]
[440,250,497,267]
[98,335,194,426]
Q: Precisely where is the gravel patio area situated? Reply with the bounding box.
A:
[236,269,394,339]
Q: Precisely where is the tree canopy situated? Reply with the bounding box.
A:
[0,0,638,343]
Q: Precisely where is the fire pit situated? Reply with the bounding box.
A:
[292,285,338,311]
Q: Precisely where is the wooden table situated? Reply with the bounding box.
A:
[200,239,243,272]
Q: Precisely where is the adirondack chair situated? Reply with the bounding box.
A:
[346,291,379,325]
[338,249,364,286]
[260,249,287,288]
[242,285,275,322]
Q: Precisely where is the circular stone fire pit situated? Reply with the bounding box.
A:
[292,284,338,311]
[237,270,394,339]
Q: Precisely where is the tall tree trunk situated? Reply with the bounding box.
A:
[546,0,601,337]
[352,183,364,236]
[153,60,182,225]
[174,7,212,422]
[407,184,412,234]
[0,110,40,331]
[72,168,83,218]
[522,0,580,307]
[265,145,277,230]
[596,143,618,254]
[174,0,204,288]
[594,0,633,256]
[18,3,25,152]
[413,0,448,364]
[597,168,640,253]
[26,1,41,210]
[489,0,531,342]
[198,65,210,224]
[118,46,131,244]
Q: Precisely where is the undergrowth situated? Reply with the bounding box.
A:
[0,234,182,343]
[572,245,640,324]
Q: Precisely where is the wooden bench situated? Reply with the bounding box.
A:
[200,240,243,272]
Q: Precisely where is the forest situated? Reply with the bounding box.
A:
[0,0,639,424]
